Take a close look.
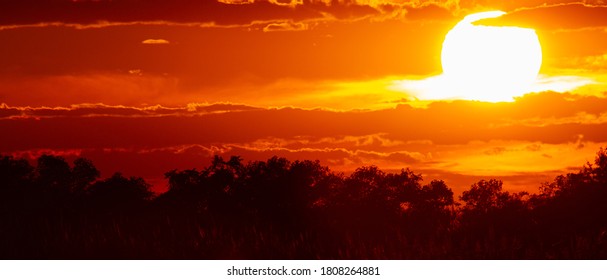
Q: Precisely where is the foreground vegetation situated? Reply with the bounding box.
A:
[2,149,607,259]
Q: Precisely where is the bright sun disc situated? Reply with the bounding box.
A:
[441,11,542,102]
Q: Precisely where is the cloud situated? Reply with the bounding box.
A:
[553,53,607,71]
[498,111,607,128]
[529,75,597,93]
[0,74,183,107]
[263,21,308,32]
[141,39,170,44]
[0,103,260,120]
[0,73,417,110]
[475,3,607,31]
[4,1,603,31]
[269,0,304,7]
[0,0,382,29]
[3,0,469,30]
[4,92,607,152]
[404,4,454,21]
[218,0,256,4]
[4,93,607,194]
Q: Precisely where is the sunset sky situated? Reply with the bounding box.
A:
[2,0,607,193]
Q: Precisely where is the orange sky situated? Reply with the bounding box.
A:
[1,0,607,193]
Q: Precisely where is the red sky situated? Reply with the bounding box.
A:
[1,0,607,193]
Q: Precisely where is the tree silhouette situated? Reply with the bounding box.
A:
[88,172,152,214]
[72,158,100,193]
[419,180,454,210]
[1,149,607,259]
[0,155,33,194]
[460,179,508,212]
[592,147,607,183]
[35,155,72,193]
[530,148,607,249]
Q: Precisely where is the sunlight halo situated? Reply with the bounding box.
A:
[395,11,548,102]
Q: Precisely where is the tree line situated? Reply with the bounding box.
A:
[1,149,607,259]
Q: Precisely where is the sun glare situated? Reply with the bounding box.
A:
[394,11,545,103]
[441,11,543,102]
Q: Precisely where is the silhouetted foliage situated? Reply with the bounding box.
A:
[0,155,33,196]
[72,158,100,193]
[88,173,152,213]
[2,149,607,259]
[36,155,72,192]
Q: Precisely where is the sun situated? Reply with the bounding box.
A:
[440,11,542,102]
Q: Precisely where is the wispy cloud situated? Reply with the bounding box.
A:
[142,39,170,44]
[0,0,383,29]
[263,21,308,32]
[475,3,607,31]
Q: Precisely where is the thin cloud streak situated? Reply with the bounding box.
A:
[392,73,598,102]
[142,39,170,44]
